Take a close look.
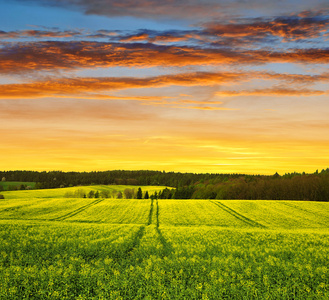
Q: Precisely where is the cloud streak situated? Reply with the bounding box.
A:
[1,41,329,74]
[3,12,329,45]
[216,87,329,97]
[202,13,329,42]
[0,72,247,99]
[0,29,83,40]
[13,0,329,21]
[1,70,329,99]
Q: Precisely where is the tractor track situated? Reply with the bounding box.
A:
[49,198,104,221]
[210,200,266,228]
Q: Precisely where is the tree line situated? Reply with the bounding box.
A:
[0,170,232,190]
[1,169,329,201]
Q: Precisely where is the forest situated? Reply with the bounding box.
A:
[1,169,329,201]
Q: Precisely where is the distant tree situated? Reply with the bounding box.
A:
[0,194,4,199]
[137,187,143,199]
[150,191,158,200]
[127,178,139,185]
[124,188,135,199]
[144,191,149,199]
[74,189,86,198]
[88,190,95,198]
[117,191,123,199]
[273,172,280,179]
[1,177,5,182]
[94,191,100,198]
[100,190,110,198]
[35,182,43,189]
[8,185,17,191]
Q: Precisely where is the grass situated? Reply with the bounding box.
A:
[0,189,329,299]
[0,181,36,191]
[0,184,166,199]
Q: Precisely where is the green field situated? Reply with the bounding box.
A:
[0,181,36,191]
[0,187,329,299]
[0,184,166,199]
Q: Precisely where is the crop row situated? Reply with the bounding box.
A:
[1,198,329,229]
[0,220,328,299]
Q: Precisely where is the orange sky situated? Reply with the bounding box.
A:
[1,0,329,174]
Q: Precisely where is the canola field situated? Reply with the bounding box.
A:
[0,187,329,299]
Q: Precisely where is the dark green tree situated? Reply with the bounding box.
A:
[144,191,149,199]
[137,187,143,199]
[88,190,95,198]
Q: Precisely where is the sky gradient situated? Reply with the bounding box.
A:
[1,0,329,174]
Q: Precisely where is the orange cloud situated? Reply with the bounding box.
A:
[0,72,248,99]
[1,71,329,103]
[0,29,83,40]
[203,14,329,41]
[216,87,328,97]
[2,41,329,74]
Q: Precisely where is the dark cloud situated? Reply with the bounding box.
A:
[2,10,328,52]
[14,0,329,20]
[202,14,329,42]
[14,0,227,19]
[0,29,83,40]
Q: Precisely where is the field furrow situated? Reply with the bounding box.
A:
[210,200,266,228]
[220,200,329,228]
[64,199,151,224]
[158,200,253,226]
[50,199,104,221]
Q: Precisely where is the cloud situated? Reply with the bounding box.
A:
[186,106,238,111]
[0,71,248,99]
[202,13,329,42]
[216,87,328,97]
[118,30,197,44]
[0,29,83,40]
[2,41,329,75]
[4,11,329,47]
[1,70,329,100]
[13,0,329,21]
[14,0,228,20]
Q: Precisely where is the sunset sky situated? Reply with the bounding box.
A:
[1,0,329,174]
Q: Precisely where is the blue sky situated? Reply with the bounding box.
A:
[1,0,329,174]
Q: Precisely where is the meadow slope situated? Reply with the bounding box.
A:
[0,186,329,299]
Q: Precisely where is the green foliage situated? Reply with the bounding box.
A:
[0,181,36,191]
[137,187,143,199]
[64,188,86,198]
[123,188,135,199]
[2,169,329,200]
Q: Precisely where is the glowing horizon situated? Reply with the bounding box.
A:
[1,0,329,175]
